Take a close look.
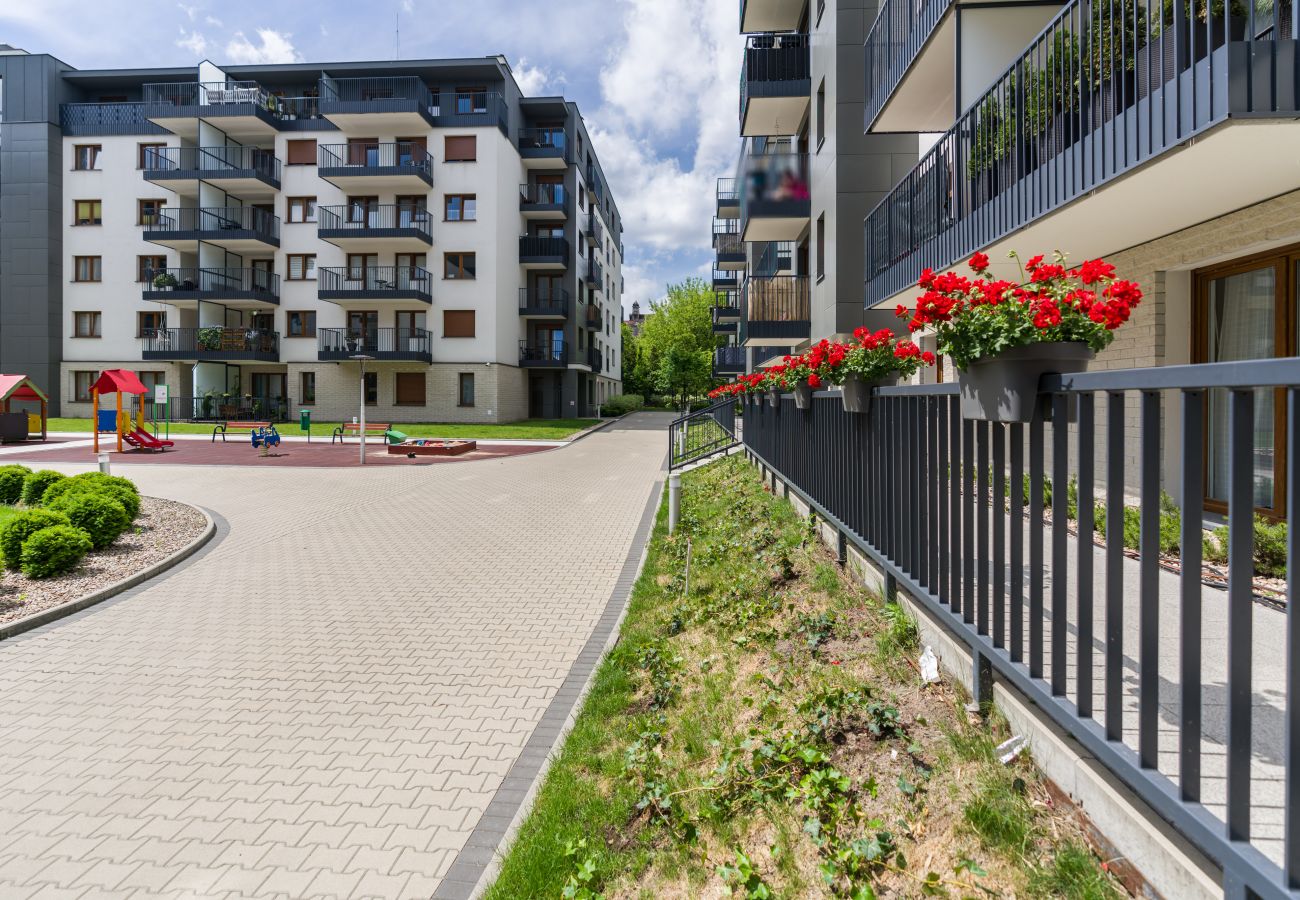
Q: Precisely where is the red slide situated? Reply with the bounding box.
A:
[123,426,175,452]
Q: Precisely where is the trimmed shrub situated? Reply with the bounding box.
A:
[0,465,32,505]
[47,492,129,550]
[0,508,71,569]
[44,473,141,519]
[602,394,645,416]
[1205,515,1288,578]
[20,524,93,579]
[19,470,66,506]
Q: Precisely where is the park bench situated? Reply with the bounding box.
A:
[332,422,393,444]
[212,420,273,442]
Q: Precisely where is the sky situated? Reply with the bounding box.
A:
[0,0,745,317]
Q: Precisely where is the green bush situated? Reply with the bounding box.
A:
[602,394,645,416]
[0,465,32,504]
[0,508,71,569]
[1094,493,1181,555]
[19,470,66,506]
[20,524,92,579]
[1204,515,1288,578]
[43,473,141,519]
[47,492,129,550]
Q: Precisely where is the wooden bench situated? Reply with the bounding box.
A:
[332,422,391,444]
[212,420,272,443]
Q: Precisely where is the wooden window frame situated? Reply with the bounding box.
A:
[443,310,476,338]
[73,371,98,403]
[300,371,317,404]
[72,311,102,339]
[458,372,475,407]
[444,252,476,281]
[73,256,102,283]
[286,139,318,166]
[73,144,102,171]
[73,199,102,226]
[137,311,165,338]
[395,372,427,407]
[287,196,317,223]
[444,194,477,222]
[137,255,167,282]
[363,371,378,407]
[137,198,166,226]
[444,135,477,162]
[286,254,317,281]
[137,142,165,169]
[287,310,317,338]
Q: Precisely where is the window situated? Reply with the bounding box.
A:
[286,139,317,165]
[138,255,166,282]
[364,372,377,406]
[443,310,476,338]
[73,311,101,338]
[73,256,102,282]
[300,371,316,404]
[287,254,316,280]
[346,253,378,280]
[138,198,165,226]
[445,194,477,221]
[444,252,476,280]
[396,310,427,335]
[287,310,317,337]
[455,86,487,114]
[137,311,165,337]
[73,144,101,170]
[73,371,98,403]
[816,214,826,280]
[395,372,426,406]
[287,196,317,223]
[458,373,475,407]
[137,371,164,395]
[444,135,476,162]
[816,80,826,150]
[74,199,102,225]
[137,143,165,169]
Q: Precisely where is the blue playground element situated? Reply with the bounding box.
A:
[97,409,118,432]
[250,426,280,450]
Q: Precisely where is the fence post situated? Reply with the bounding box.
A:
[668,471,682,534]
[972,648,994,715]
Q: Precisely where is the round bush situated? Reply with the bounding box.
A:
[0,465,32,505]
[0,508,71,569]
[47,492,129,550]
[44,474,141,520]
[19,470,66,506]
[602,394,645,416]
[20,524,93,579]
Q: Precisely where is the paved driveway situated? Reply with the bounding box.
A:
[0,414,671,899]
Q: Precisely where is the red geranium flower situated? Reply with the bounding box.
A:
[969,252,990,272]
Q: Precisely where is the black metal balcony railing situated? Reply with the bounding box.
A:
[742,356,1300,900]
[713,345,747,375]
[586,258,604,288]
[142,327,279,361]
[319,76,433,118]
[158,395,290,423]
[740,149,811,220]
[519,287,570,316]
[60,102,168,136]
[144,207,280,244]
[713,268,740,289]
[520,183,568,206]
[431,89,510,134]
[583,211,605,246]
[754,240,794,276]
[740,32,811,121]
[586,164,604,204]
[317,266,433,302]
[143,80,272,110]
[584,305,602,330]
[519,340,568,366]
[519,127,568,158]
[740,274,810,342]
[317,142,433,182]
[864,0,1300,305]
[142,146,281,185]
[863,0,957,130]
[276,96,321,122]
[142,267,279,302]
[317,205,432,241]
[519,236,571,263]
[317,327,432,361]
[717,176,739,203]
[587,346,603,373]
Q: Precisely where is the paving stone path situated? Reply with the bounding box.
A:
[0,414,672,899]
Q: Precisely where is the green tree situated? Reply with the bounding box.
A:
[620,323,649,398]
[654,344,713,410]
[632,276,723,404]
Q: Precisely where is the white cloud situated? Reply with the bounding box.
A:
[176,28,207,56]
[177,2,198,21]
[225,28,302,64]
[512,57,556,97]
[401,0,414,11]
[205,15,223,27]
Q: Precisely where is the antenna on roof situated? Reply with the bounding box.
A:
[395,11,400,59]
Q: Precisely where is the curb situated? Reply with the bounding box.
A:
[0,500,217,643]
[565,413,625,443]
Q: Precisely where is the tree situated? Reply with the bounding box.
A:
[631,276,723,404]
[620,324,649,398]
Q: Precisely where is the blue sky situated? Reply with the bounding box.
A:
[1,0,744,316]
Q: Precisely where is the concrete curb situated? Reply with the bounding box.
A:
[563,413,625,443]
[0,500,217,643]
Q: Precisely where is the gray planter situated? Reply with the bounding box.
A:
[840,373,898,414]
[768,388,781,407]
[792,381,814,410]
[958,342,1094,423]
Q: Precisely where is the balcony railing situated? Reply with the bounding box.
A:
[317,327,432,362]
[319,76,433,123]
[317,266,433,302]
[583,211,605,246]
[519,236,572,264]
[740,32,811,123]
[585,258,604,288]
[713,267,740,289]
[740,149,811,221]
[741,356,1300,900]
[317,142,432,183]
[519,340,568,366]
[142,145,281,186]
[430,89,509,134]
[143,81,277,118]
[584,304,602,330]
[741,274,810,342]
[717,176,739,203]
[587,346,603,373]
[520,182,568,207]
[142,267,279,303]
[519,127,568,160]
[864,0,1300,305]
[60,102,167,136]
[141,327,279,361]
[317,205,432,242]
[713,345,747,375]
[863,0,957,130]
[519,287,570,317]
[144,207,280,244]
[754,240,794,276]
[586,164,604,204]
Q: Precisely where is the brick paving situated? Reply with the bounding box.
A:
[0,413,672,899]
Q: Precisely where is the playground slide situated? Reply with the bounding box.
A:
[123,426,174,451]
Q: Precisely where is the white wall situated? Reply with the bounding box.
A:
[958,5,1063,112]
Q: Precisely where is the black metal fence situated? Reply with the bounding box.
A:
[142,145,281,182]
[317,204,431,237]
[142,267,279,300]
[864,0,956,129]
[155,395,290,423]
[669,398,739,469]
[740,357,1300,898]
[317,141,431,174]
[740,32,812,118]
[147,206,281,241]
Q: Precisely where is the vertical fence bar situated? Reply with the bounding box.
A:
[938,397,951,604]
[950,398,963,610]
[1180,389,1204,803]
[977,420,990,635]
[1076,393,1095,719]
[1010,423,1025,663]
[1106,391,1126,741]
[962,417,976,625]
[898,397,909,567]
[1288,387,1300,888]
[1051,394,1069,696]
[929,397,941,589]
[992,423,1006,649]
[1139,390,1161,769]
[1029,416,1045,678]
[915,399,927,581]
[1225,389,1254,841]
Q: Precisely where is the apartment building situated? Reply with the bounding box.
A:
[0,51,624,422]
[713,0,918,380]
[860,0,1300,512]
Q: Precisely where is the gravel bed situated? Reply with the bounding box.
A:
[0,497,207,627]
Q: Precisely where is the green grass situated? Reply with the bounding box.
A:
[45,417,600,441]
[0,506,20,529]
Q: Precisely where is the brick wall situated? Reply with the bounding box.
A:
[288,363,529,424]
[57,361,187,419]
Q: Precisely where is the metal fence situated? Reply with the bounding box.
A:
[738,357,1300,899]
[142,145,281,181]
[863,0,957,129]
[669,398,740,470]
[317,141,432,174]
[740,32,812,119]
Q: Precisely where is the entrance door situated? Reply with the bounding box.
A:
[347,310,379,352]
[347,137,379,166]
[348,195,378,227]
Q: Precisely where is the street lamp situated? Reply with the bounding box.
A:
[350,354,374,464]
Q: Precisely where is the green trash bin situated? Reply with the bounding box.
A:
[385,429,407,445]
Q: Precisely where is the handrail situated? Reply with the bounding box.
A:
[669,398,739,469]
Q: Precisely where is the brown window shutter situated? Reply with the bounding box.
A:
[395,372,426,405]
[444,135,476,162]
[287,139,317,165]
[443,310,476,338]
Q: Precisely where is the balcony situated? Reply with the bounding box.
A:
[740,33,810,137]
[142,327,279,362]
[430,89,510,135]
[753,240,794,277]
[712,304,740,335]
[741,275,809,346]
[713,345,747,376]
[520,183,568,218]
[317,142,433,191]
[60,102,168,137]
[586,346,604,374]
[519,127,569,168]
[584,258,604,290]
[142,146,280,197]
[717,177,740,218]
[519,287,570,318]
[584,304,602,330]
[317,267,432,304]
[519,340,569,367]
[582,211,605,247]
[713,267,740,292]
[142,267,279,307]
[740,0,809,34]
[713,217,746,269]
[714,292,741,320]
[739,149,810,242]
[519,236,571,269]
[143,207,280,251]
[319,76,435,130]
[317,205,432,251]
[142,81,280,139]
[317,328,432,363]
[863,0,1300,305]
[863,0,959,132]
[586,164,604,204]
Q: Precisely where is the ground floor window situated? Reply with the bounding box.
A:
[73,371,98,402]
[396,372,426,406]
[364,371,377,406]
[301,372,316,405]
[459,373,475,407]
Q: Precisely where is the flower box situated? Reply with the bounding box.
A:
[958,342,1093,423]
[841,373,898,415]
[792,381,813,410]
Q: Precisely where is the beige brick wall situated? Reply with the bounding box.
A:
[288,363,529,424]
[57,361,188,420]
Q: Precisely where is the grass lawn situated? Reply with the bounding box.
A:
[485,455,1122,899]
[0,505,19,529]
[45,418,600,441]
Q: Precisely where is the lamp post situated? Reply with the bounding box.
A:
[350,354,374,464]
